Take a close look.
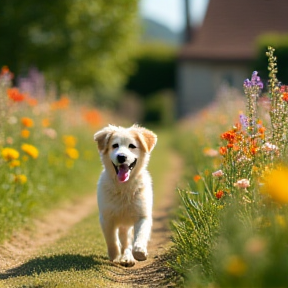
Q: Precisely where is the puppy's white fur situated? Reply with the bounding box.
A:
[94,124,157,267]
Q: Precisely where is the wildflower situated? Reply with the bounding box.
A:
[261,166,288,204]
[21,143,39,159]
[243,71,263,90]
[215,190,224,199]
[63,135,77,148]
[212,170,224,177]
[1,66,14,81]
[225,255,247,277]
[9,160,20,168]
[21,129,30,138]
[282,92,288,102]
[245,237,266,256]
[6,137,13,145]
[82,109,102,127]
[221,130,236,143]
[2,147,19,161]
[21,117,34,128]
[193,175,201,183]
[43,128,57,139]
[51,96,70,110]
[262,142,279,152]
[65,147,79,160]
[25,96,38,106]
[234,179,250,189]
[239,113,249,130]
[14,174,27,184]
[219,146,227,155]
[7,88,25,102]
[250,145,258,155]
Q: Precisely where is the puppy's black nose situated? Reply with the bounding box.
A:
[117,154,127,164]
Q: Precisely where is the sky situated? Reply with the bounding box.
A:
[139,0,210,33]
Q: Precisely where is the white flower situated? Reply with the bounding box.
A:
[262,142,278,152]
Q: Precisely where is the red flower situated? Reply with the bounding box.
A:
[221,131,236,143]
[215,190,224,199]
[7,88,25,102]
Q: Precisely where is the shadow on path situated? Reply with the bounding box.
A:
[0,253,108,280]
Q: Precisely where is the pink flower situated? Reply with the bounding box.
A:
[234,179,250,189]
[212,170,224,177]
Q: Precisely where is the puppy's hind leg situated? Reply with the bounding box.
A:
[133,217,152,261]
[119,226,135,267]
[100,217,121,263]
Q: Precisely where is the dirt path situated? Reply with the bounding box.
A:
[0,151,183,286]
[0,195,97,272]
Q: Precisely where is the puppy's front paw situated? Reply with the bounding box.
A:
[120,249,135,267]
[132,244,147,261]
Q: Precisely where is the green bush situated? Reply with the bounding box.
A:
[125,43,176,96]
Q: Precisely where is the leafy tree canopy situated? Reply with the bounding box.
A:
[0,0,139,93]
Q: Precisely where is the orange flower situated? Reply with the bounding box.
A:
[221,130,236,143]
[219,146,227,155]
[1,66,13,79]
[51,96,70,110]
[250,145,258,155]
[227,143,234,149]
[21,117,34,128]
[7,88,25,102]
[25,96,38,106]
[42,118,50,127]
[21,129,30,138]
[193,175,201,183]
[282,92,288,102]
[82,109,102,127]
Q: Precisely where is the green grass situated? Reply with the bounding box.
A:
[1,129,180,288]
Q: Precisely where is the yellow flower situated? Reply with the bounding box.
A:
[14,174,27,184]
[66,147,79,160]
[21,143,39,159]
[21,129,30,138]
[261,166,288,204]
[9,160,20,168]
[21,117,34,128]
[2,147,19,161]
[225,255,247,277]
[63,135,77,147]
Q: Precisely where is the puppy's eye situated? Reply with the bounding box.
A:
[112,143,119,149]
[129,144,136,149]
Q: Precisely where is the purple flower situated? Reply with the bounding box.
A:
[239,113,249,129]
[243,71,263,90]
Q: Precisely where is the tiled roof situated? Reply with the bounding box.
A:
[180,0,288,61]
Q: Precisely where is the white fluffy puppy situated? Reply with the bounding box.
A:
[94,124,157,267]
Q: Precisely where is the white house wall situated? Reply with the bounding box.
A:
[177,60,249,117]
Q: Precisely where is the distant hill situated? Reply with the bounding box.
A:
[141,18,181,46]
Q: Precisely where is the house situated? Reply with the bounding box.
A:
[177,0,288,118]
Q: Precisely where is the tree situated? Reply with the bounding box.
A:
[0,0,139,93]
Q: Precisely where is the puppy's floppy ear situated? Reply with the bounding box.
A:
[132,125,157,153]
[94,125,115,153]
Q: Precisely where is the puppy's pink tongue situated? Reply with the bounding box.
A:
[118,164,130,182]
